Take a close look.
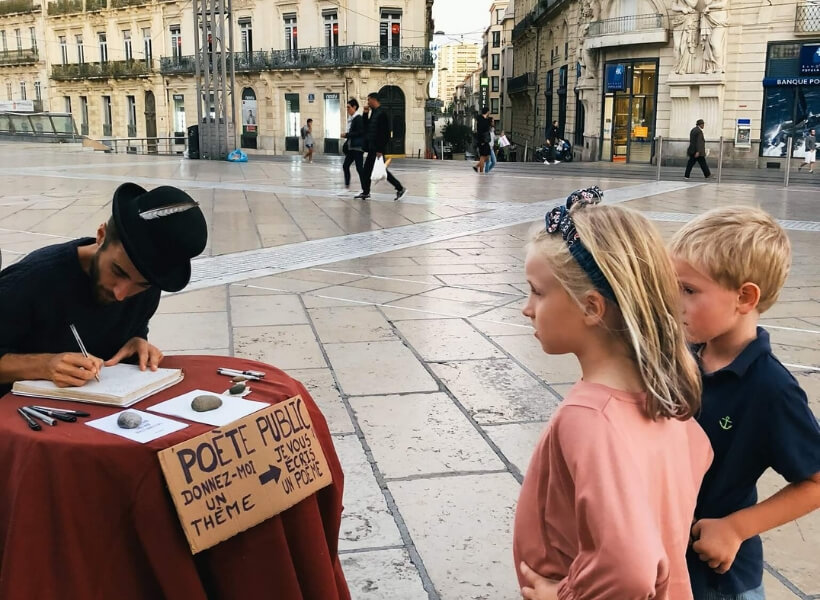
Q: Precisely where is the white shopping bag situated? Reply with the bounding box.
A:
[371,156,387,183]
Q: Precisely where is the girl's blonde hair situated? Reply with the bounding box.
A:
[530,203,701,420]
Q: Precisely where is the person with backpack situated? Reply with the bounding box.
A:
[301,119,314,163]
[341,98,365,191]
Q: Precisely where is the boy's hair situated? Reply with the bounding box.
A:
[669,206,791,313]
[529,204,701,420]
[348,98,359,109]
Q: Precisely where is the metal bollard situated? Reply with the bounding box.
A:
[717,136,724,184]
[784,137,793,188]
[440,139,444,160]
[524,141,528,163]
[656,135,663,181]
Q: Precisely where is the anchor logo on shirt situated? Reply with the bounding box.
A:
[719,416,733,430]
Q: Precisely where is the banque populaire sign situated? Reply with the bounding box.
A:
[158,395,332,553]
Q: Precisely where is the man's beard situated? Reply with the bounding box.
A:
[89,251,116,305]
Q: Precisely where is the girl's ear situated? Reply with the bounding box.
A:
[582,291,607,326]
[96,222,106,246]
[737,282,761,315]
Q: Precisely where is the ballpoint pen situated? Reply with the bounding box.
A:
[31,405,91,418]
[17,407,41,431]
[217,367,265,379]
[69,323,101,383]
[28,407,77,422]
[21,406,57,427]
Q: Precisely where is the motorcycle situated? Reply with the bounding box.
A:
[534,139,573,163]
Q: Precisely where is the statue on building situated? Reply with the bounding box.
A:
[578,0,601,81]
[700,0,728,73]
[670,0,699,74]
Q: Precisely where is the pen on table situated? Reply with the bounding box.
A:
[69,323,101,383]
[17,407,41,431]
[217,368,265,380]
[21,406,57,427]
[31,405,90,418]
[28,407,77,422]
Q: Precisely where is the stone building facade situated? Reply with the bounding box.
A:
[1,0,434,156]
[481,0,507,122]
[436,41,479,108]
[509,0,820,166]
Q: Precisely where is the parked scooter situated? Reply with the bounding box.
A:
[534,139,573,163]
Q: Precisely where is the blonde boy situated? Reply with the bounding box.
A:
[670,207,820,600]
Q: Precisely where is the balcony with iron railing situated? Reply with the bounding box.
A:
[796,2,820,32]
[507,72,536,95]
[85,0,106,10]
[51,59,153,80]
[0,0,40,14]
[111,0,147,8]
[586,13,667,48]
[0,48,38,66]
[160,45,434,75]
[47,0,81,14]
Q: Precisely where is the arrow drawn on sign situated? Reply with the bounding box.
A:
[259,464,282,486]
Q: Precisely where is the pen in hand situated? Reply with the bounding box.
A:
[69,324,101,383]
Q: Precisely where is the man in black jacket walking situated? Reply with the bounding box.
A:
[684,119,711,179]
[357,92,408,201]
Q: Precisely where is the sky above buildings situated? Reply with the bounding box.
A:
[432,0,496,44]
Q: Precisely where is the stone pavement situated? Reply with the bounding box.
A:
[1,143,818,599]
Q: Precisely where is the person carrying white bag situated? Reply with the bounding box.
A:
[356,92,408,202]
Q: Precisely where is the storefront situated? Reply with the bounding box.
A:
[761,41,820,159]
[600,59,658,163]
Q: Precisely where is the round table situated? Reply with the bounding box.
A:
[0,355,350,600]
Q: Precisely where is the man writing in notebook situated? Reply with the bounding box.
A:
[0,183,207,391]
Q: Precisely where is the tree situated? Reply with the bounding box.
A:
[442,121,473,153]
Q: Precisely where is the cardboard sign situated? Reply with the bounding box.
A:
[158,395,332,553]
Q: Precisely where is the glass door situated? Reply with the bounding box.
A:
[612,95,630,162]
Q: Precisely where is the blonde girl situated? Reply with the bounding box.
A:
[515,187,713,600]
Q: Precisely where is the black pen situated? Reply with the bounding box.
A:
[17,407,41,431]
[21,406,57,427]
[28,407,76,422]
[31,405,90,418]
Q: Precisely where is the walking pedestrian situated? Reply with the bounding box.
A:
[547,120,560,164]
[798,128,816,174]
[357,92,407,202]
[473,107,491,173]
[301,119,314,163]
[498,130,511,161]
[684,119,712,179]
[341,98,365,191]
[485,118,498,174]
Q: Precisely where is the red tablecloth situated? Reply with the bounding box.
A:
[0,355,350,600]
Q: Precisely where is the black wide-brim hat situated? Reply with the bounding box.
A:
[112,183,207,293]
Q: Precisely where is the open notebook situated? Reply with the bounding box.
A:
[12,364,184,407]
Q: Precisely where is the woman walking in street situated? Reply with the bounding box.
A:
[341,98,365,191]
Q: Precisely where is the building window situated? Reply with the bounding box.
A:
[492,31,500,48]
[19,81,26,100]
[14,29,20,50]
[80,96,88,134]
[5,82,11,100]
[491,54,499,70]
[574,91,585,147]
[59,35,67,64]
[142,28,151,63]
[173,94,185,133]
[123,30,132,61]
[284,14,297,54]
[102,95,112,136]
[491,76,499,92]
[170,26,182,60]
[491,98,499,114]
[323,11,338,49]
[34,80,41,101]
[64,96,71,114]
[0,31,6,52]
[380,10,401,52]
[98,32,107,63]
[127,95,137,137]
[564,41,569,60]
[76,35,84,64]
[496,8,504,24]
[239,19,252,54]
[29,27,35,49]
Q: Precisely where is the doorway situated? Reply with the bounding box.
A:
[378,85,405,155]
[600,60,657,163]
[144,90,157,153]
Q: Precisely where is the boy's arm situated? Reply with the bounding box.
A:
[692,472,820,573]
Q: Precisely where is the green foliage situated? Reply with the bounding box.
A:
[442,121,473,153]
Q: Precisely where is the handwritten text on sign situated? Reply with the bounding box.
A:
[158,395,333,553]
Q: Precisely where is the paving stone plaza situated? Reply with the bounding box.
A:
[0,144,817,599]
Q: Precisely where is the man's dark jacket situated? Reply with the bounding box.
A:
[688,126,706,157]
[363,107,391,154]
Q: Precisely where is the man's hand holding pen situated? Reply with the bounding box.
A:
[45,353,104,388]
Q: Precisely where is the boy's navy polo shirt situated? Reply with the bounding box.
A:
[687,327,820,595]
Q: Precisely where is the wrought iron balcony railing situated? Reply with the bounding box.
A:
[85,0,106,10]
[588,13,663,36]
[160,45,433,75]
[51,59,153,80]
[0,48,39,66]
[507,72,536,94]
[47,0,81,14]
[111,0,147,8]
[0,0,39,14]
[796,2,820,32]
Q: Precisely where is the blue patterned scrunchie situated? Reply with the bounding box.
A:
[544,186,617,304]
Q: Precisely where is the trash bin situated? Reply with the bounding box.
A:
[187,125,200,159]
